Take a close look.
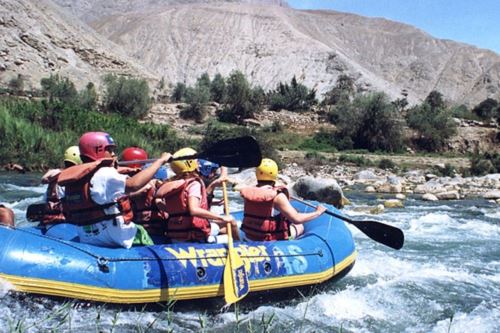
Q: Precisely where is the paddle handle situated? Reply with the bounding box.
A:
[222,181,233,248]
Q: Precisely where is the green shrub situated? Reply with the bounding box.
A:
[378,158,396,170]
[40,74,78,104]
[329,92,404,152]
[216,71,263,124]
[338,154,372,167]
[102,74,151,118]
[182,83,210,123]
[469,150,499,176]
[268,76,317,112]
[406,92,457,151]
[450,104,479,121]
[171,82,187,102]
[210,73,227,103]
[322,74,355,106]
[472,98,498,120]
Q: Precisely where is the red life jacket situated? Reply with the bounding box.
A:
[57,159,133,226]
[155,177,211,242]
[131,185,166,236]
[40,178,66,225]
[240,185,289,241]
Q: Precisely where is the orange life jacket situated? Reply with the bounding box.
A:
[58,159,133,226]
[240,185,289,241]
[155,177,211,241]
[39,178,66,225]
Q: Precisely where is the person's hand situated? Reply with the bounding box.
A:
[41,169,61,184]
[221,215,235,226]
[316,205,327,215]
[159,152,172,165]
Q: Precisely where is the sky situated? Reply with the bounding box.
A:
[287,0,500,55]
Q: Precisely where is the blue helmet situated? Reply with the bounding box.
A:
[198,159,219,178]
[142,163,169,180]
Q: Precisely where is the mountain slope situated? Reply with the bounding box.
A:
[91,2,500,106]
[0,0,155,91]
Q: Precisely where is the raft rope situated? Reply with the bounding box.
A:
[15,227,324,263]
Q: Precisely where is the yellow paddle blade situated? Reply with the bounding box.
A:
[222,181,249,305]
[223,246,249,305]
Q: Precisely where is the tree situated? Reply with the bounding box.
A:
[102,74,151,118]
[323,74,355,105]
[425,90,446,110]
[210,73,227,103]
[78,82,98,111]
[181,82,210,123]
[473,98,498,120]
[406,101,457,151]
[40,75,78,104]
[171,82,187,102]
[217,71,262,124]
[268,76,317,111]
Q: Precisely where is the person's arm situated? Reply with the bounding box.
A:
[41,169,61,184]
[125,153,171,192]
[273,193,326,224]
[187,196,235,226]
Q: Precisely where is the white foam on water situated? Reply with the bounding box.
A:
[312,286,386,321]
[454,218,500,238]
[3,183,46,194]
[430,302,500,333]
[0,278,14,298]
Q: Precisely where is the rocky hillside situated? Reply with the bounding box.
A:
[0,0,155,91]
[88,1,500,106]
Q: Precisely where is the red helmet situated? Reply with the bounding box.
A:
[78,132,116,161]
[121,147,148,168]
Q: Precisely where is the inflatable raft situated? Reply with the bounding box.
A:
[0,200,356,304]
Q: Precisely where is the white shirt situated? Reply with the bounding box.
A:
[76,167,137,249]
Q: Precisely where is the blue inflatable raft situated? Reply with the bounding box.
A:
[0,200,356,304]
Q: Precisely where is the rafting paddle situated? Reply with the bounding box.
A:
[118,136,262,169]
[222,181,249,304]
[292,196,404,250]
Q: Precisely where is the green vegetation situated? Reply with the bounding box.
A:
[470,150,500,176]
[268,76,317,112]
[328,92,404,152]
[406,91,457,151]
[102,74,151,118]
[0,73,186,169]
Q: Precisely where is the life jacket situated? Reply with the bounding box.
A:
[130,184,166,236]
[39,178,66,225]
[155,177,211,241]
[240,185,290,241]
[57,159,133,226]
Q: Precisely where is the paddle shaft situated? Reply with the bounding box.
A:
[292,196,404,250]
[118,136,262,168]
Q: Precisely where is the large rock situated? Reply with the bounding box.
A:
[293,176,347,208]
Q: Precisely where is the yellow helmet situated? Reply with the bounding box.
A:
[256,158,278,182]
[170,147,198,175]
[64,146,82,165]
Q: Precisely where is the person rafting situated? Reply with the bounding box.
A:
[119,146,166,238]
[57,131,171,248]
[198,159,228,207]
[240,158,326,241]
[26,146,83,225]
[0,204,15,228]
[154,148,236,243]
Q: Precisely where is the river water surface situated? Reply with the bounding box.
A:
[0,172,498,332]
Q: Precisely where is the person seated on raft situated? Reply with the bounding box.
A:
[240,158,326,241]
[27,146,83,225]
[57,131,171,249]
[198,159,229,207]
[0,204,15,228]
[154,148,237,243]
[118,146,167,240]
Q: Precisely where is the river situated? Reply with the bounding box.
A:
[0,172,498,332]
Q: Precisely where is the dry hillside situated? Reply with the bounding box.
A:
[0,0,155,91]
[90,1,500,106]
